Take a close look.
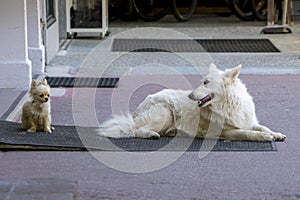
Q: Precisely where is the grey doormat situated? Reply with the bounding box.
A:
[112,38,280,53]
[0,121,276,151]
[45,77,119,88]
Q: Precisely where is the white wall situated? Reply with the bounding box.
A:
[27,0,45,74]
[0,0,32,88]
[45,0,59,64]
[0,0,60,88]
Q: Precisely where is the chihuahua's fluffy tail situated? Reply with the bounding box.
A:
[97,113,136,138]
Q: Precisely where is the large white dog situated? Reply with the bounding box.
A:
[98,64,286,141]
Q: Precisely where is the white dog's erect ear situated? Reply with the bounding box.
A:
[225,64,241,80]
[209,63,219,74]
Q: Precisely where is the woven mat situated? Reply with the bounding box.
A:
[0,121,276,151]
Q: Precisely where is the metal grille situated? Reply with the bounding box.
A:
[45,77,119,88]
[112,38,280,53]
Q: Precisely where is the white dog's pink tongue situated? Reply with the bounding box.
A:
[198,94,213,107]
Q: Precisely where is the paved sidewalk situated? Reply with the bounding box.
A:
[0,89,24,121]
[1,14,300,199]
[0,179,77,200]
[48,14,300,77]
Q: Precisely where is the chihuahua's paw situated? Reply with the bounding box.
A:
[44,127,53,133]
[50,126,55,131]
[27,128,36,133]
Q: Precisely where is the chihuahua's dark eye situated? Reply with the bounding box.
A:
[203,80,210,85]
[39,94,43,97]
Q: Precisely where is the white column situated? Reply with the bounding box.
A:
[45,0,59,64]
[0,0,32,88]
[27,0,45,75]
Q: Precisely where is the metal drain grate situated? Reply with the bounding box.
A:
[45,77,119,88]
[0,121,277,151]
[112,38,280,53]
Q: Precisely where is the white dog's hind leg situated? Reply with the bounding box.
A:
[134,126,160,139]
[252,124,286,141]
[221,129,274,141]
[133,102,174,139]
[97,114,136,138]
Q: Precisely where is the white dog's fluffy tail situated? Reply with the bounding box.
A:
[97,113,136,138]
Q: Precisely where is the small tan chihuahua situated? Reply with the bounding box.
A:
[22,79,54,133]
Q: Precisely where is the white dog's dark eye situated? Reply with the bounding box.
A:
[203,80,210,85]
[39,94,43,97]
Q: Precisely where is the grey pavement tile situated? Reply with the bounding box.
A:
[0,179,77,200]
[0,89,24,120]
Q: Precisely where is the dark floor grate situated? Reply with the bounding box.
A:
[0,121,276,151]
[45,77,119,88]
[112,38,280,53]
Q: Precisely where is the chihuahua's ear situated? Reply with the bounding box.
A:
[42,79,48,86]
[31,79,38,87]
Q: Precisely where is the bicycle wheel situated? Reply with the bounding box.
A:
[250,0,279,21]
[228,0,256,21]
[133,0,171,21]
[250,0,267,20]
[118,0,140,21]
[171,0,198,22]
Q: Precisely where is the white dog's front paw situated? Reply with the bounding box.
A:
[272,132,286,141]
[258,132,274,142]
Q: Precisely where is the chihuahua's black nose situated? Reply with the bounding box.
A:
[45,98,48,102]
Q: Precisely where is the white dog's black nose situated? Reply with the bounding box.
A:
[188,92,197,101]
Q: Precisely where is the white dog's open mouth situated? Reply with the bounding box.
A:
[198,94,214,107]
